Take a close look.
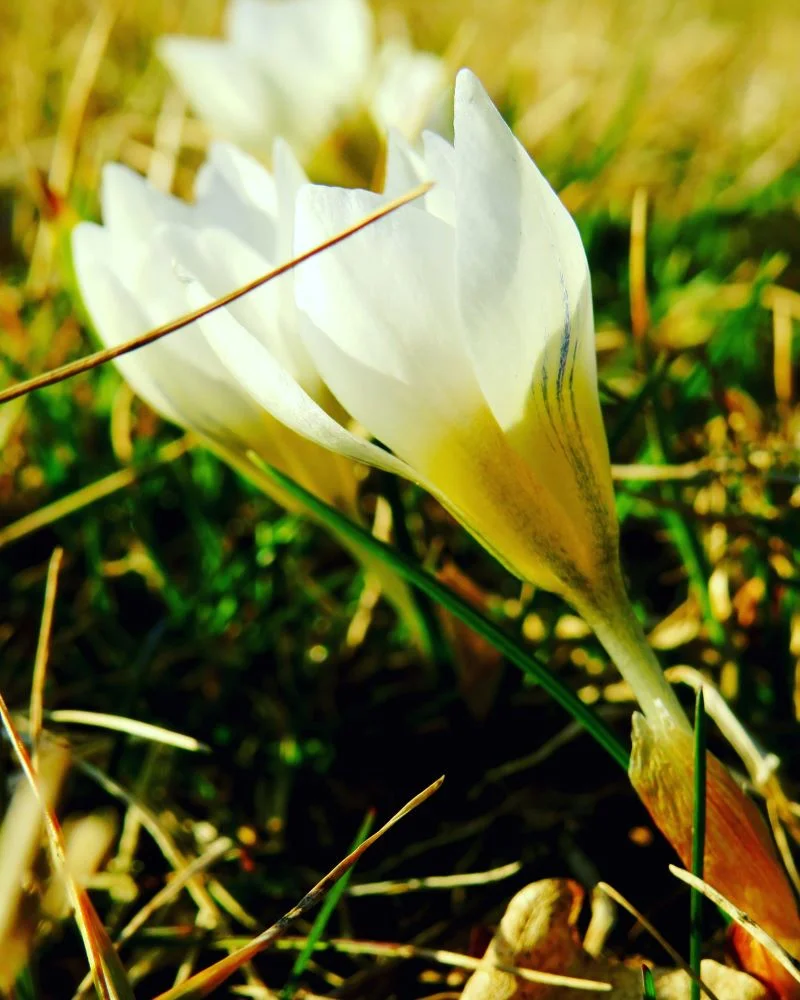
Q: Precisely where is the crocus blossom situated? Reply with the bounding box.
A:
[158,0,449,157]
[70,140,426,649]
[195,68,682,723]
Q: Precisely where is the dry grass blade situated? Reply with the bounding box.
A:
[629,186,650,344]
[73,837,234,1000]
[771,289,795,405]
[72,838,235,1000]
[0,435,193,550]
[46,709,209,753]
[610,461,711,482]
[669,866,800,987]
[766,798,800,897]
[29,546,63,769]
[0,181,432,406]
[247,937,613,992]
[76,760,221,926]
[664,666,775,785]
[152,776,445,999]
[0,691,135,999]
[348,861,522,896]
[116,837,233,952]
[47,0,117,198]
[596,883,721,1000]
[0,742,70,991]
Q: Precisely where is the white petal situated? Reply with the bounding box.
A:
[157,36,277,147]
[185,278,415,481]
[71,224,194,425]
[295,186,469,386]
[453,68,593,432]
[194,141,278,257]
[421,130,456,224]
[99,163,190,279]
[293,183,484,467]
[271,138,311,368]
[370,40,449,141]
[158,222,320,395]
[226,0,373,150]
[74,224,281,450]
[273,138,308,264]
[120,232,225,383]
[381,129,455,225]
[297,311,449,471]
[382,129,428,200]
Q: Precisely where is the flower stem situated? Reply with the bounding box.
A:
[574,569,691,730]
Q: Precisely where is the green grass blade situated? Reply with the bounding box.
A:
[13,966,37,1000]
[281,811,375,998]
[641,965,657,998]
[608,352,670,453]
[380,473,452,671]
[690,688,707,1000]
[249,457,630,771]
[642,397,727,650]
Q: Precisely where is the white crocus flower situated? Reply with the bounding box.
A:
[70,140,427,650]
[158,0,448,157]
[369,39,451,140]
[195,69,686,725]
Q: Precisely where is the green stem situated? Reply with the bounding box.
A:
[690,688,707,1000]
[574,568,690,731]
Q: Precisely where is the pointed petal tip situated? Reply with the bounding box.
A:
[99,160,132,185]
[271,135,292,165]
[154,34,198,71]
[98,161,147,210]
[272,135,307,187]
[71,220,101,258]
[454,66,481,98]
[453,68,508,150]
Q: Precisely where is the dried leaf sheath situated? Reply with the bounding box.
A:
[630,710,800,996]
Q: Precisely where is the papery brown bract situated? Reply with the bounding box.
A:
[630,711,800,997]
[729,926,800,1000]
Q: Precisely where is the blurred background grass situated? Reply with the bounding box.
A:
[0,0,799,996]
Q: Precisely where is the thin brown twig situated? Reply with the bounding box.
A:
[0,181,432,407]
[29,546,64,771]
